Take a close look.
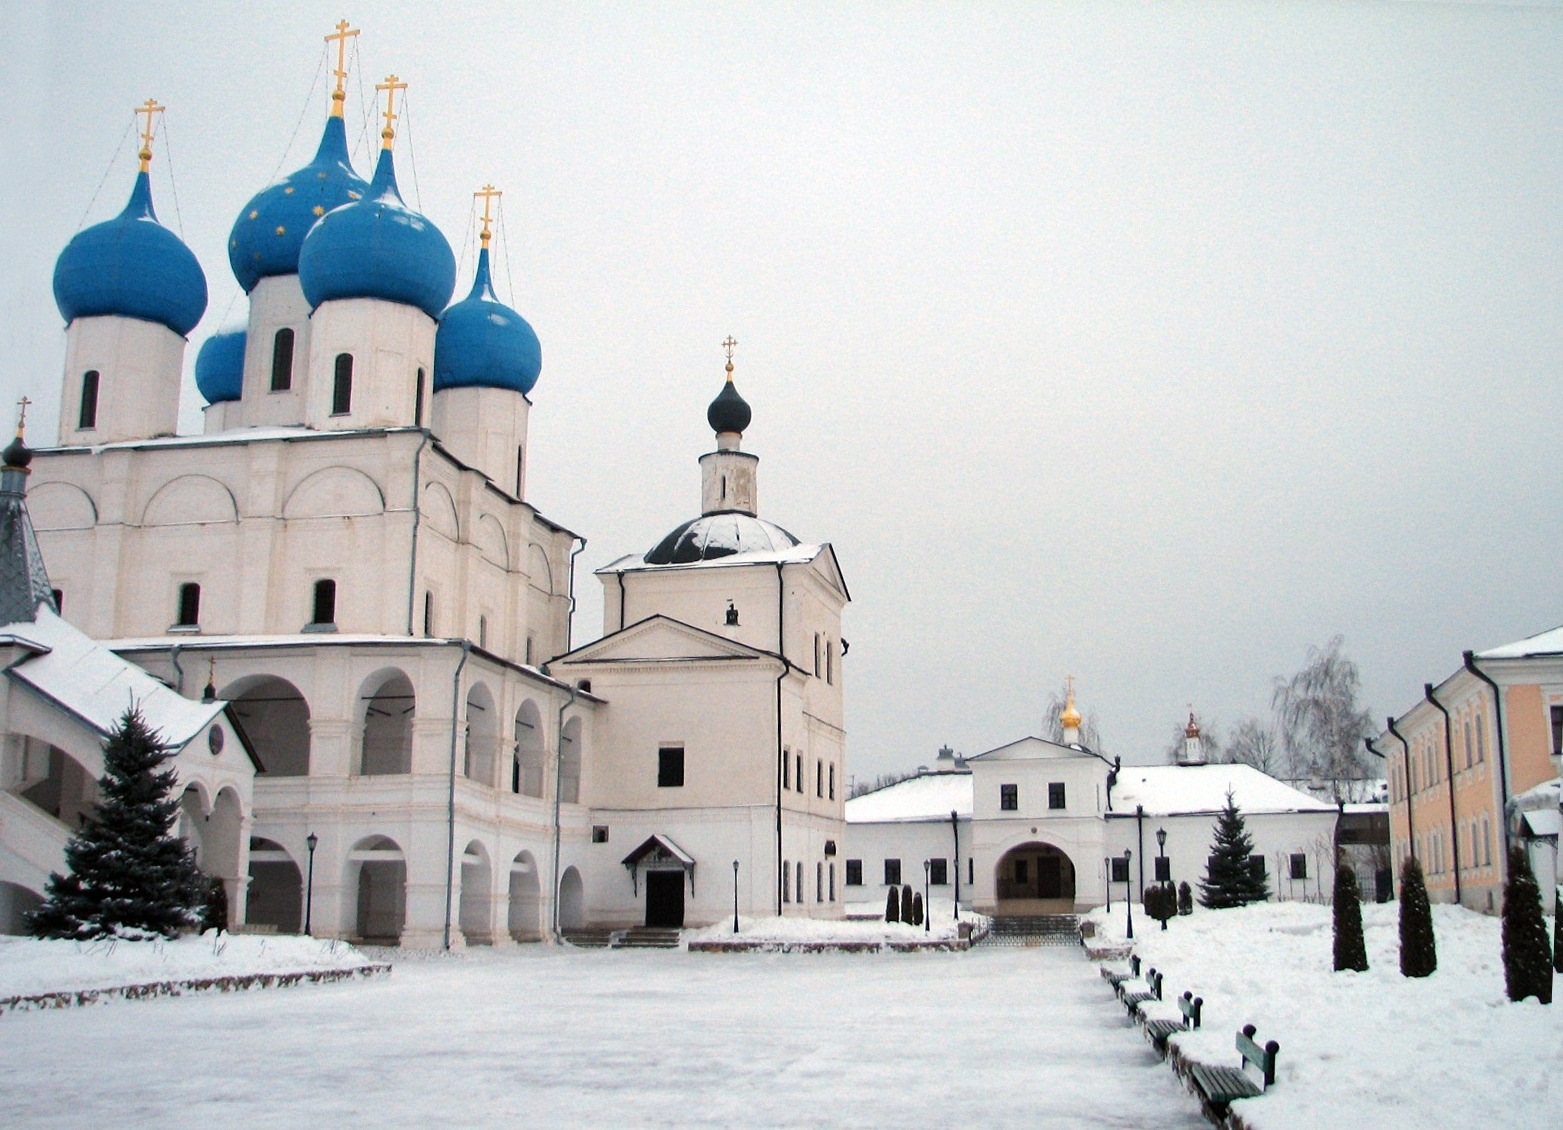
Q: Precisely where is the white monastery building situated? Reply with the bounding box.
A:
[0,29,846,943]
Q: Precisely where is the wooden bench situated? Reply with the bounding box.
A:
[1103,953,1141,992]
[1143,990,1201,1050]
[1119,967,1162,1016]
[1188,1024,1280,1116]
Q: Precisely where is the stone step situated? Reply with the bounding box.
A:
[616,928,682,948]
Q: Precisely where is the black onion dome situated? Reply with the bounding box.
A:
[707,379,752,435]
[645,512,799,565]
[2,435,33,469]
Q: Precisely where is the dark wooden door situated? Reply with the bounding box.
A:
[1036,855,1062,898]
[645,871,685,927]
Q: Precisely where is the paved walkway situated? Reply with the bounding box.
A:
[0,946,1208,1128]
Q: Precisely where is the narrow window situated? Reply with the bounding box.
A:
[1475,714,1486,762]
[796,861,803,902]
[591,825,609,844]
[968,857,974,885]
[50,588,62,614]
[423,592,434,635]
[782,861,790,903]
[814,633,822,675]
[826,641,834,685]
[657,746,685,788]
[1048,782,1066,810]
[270,328,295,391]
[526,635,535,665]
[795,752,803,793]
[511,753,520,794]
[845,859,862,886]
[78,370,100,429]
[930,858,948,885]
[514,445,525,497]
[1000,783,1018,811]
[176,582,200,627]
[828,764,835,800]
[312,578,336,625]
[478,615,488,649]
[816,760,823,798]
[1464,720,1474,766]
[782,747,790,790]
[331,353,353,415]
[816,862,823,902]
[1111,857,1129,883]
[829,863,836,901]
[414,368,425,426]
[1289,853,1308,880]
[884,858,901,886]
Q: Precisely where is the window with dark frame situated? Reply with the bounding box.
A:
[175,582,200,627]
[1111,857,1130,883]
[828,764,835,800]
[795,752,803,793]
[515,445,524,497]
[1000,783,1018,811]
[591,825,609,844]
[78,370,99,430]
[783,862,790,903]
[657,746,685,788]
[816,760,823,798]
[929,858,948,885]
[1289,853,1307,880]
[414,368,425,426]
[312,578,336,625]
[271,328,295,391]
[1247,854,1267,881]
[331,353,353,415]
[1048,781,1066,810]
[968,858,974,885]
[782,748,790,789]
[845,859,862,886]
[884,858,901,886]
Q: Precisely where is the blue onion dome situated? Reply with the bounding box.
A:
[194,325,247,404]
[433,248,542,394]
[707,371,751,435]
[228,115,368,293]
[53,171,208,337]
[297,147,456,320]
[645,513,799,565]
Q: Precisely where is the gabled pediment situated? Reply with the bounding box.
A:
[807,543,851,603]
[969,735,1098,762]
[555,614,776,666]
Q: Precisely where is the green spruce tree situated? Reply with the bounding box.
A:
[1198,791,1270,908]
[28,707,206,940]
[1397,855,1437,978]
[1332,858,1368,972]
[1554,888,1562,976]
[1500,846,1553,1004]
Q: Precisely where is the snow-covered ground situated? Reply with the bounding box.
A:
[686,896,984,945]
[1087,900,1562,1130]
[0,932,378,1000]
[0,943,1206,1129]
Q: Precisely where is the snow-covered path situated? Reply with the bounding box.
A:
[0,945,1206,1128]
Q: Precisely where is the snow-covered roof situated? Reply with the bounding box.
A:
[599,542,826,574]
[1110,763,1336,817]
[847,771,973,824]
[40,424,378,454]
[2,607,225,748]
[1476,625,1563,660]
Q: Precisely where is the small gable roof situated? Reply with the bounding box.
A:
[553,614,781,667]
[968,735,1106,763]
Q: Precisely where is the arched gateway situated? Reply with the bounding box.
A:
[995,842,1077,913]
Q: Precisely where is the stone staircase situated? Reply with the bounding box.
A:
[561,927,682,950]
[978,914,1082,947]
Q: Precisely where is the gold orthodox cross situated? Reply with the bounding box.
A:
[326,19,360,112]
[136,98,165,171]
[15,396,31,437]
[475,184,501,247]
[722,336,737,378]
[376,74,407,148]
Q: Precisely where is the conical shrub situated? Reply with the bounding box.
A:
[1398,856,1436,978]
[1332,859,1368,972]
[1500,845,1552,1004]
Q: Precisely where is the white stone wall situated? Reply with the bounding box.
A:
[58,316,185,446]
[303,297,435,430]
[237,275,313,429]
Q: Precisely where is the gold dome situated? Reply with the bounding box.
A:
[1060,683,1082,730]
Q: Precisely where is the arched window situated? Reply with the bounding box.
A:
[331,353,353,415]
[414,368,425,427]
[826,641,835,685]
[312,578,336,626]
[78,371,100,429]
[176,582,200,627]
[271,328,295,391]
[423,591,434,636]
[514,701,544,796]
[359,672,415,776]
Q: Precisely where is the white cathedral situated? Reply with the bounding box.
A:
[0,36,849,946]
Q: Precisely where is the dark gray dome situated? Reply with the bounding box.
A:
[645,511,799,565]
[707,379,751,435]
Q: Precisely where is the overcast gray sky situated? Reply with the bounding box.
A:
[5,1,1561,779]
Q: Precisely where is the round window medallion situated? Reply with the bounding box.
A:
[208,726,225,756]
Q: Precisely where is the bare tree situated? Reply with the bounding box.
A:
[1043,679,1105,752]
[1272,636,1376,803]
[848,769,920,799]
[1224,716,1282,774]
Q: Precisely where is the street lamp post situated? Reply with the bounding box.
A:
[1123,848,1133,941]
[732,860,740,934]
[950,810,960,921]
[1104,857,1112,911]
[923,859,931,933]
[304,832,318,937]
[1155,826,1169,930]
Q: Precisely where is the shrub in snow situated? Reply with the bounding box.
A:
[1198,790,1270,908]
[1397,856,1436,978]
[202,874,229,935]
[28,707,206,941]
[1144,883,1176,930]
[1177,881,1193,916]
[911,892,924,927]
[900,885,915,925]
[885,886,900,924]
[1332,859,1368,972]
[1500,846,1552,1004]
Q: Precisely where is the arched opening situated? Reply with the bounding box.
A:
[459,840,494,945]
[558,866,584,931]
[177,784,212,866]
[463,683,496,786]
[271,327,295,391]
[358,670,415,776]
[6,735,97,827]
[513,700,544,797]
[246,837,303,933]
[351,835,406,944]
[0,881,43,935]
[332,353,353,415]
[205,787,243,926]
[996,842,1077,913]
[225,676,311,777]
[508,850,541,941]
[559,717,582,804]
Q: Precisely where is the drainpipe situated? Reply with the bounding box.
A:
[405,432,432,635]
[617,573,626,634]
[1135,804,1145,900]
[564,537,586,652]
[1462,651,1512,861]
[169,643,185,694]
[443,641,472,950]
[549,680,580,940]
[773,562,786,916]
[1385,715,1415,864]
[1424,683,1462,904]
